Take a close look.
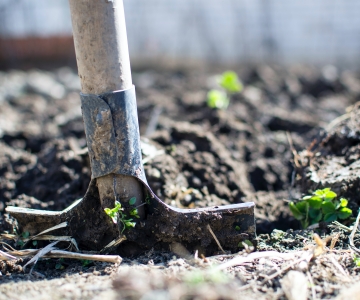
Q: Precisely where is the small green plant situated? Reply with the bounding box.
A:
[104,199,140,233]
[81,259,92,267]
[145,194,151,205]
[104,201,122,224]
[22,231,30,239]
[354,255,360,267]
[55,258,65,270]
[219,71,243,93]
[207,71,243,109]
[129,197,136,205]
[207,90,229,109]
[289,188,352,228]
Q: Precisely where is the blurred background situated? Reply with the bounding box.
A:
[1,0,360,69]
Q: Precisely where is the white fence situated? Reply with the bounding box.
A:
[1,0,360,66]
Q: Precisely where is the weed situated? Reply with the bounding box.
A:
[22,231,30,239]
[104,201,122,224]
[129,208,140,218]
[354,255,360,267]
[104,199,140,233]
[55,258,65,270]
[81,259,92,267]
[207,71,243,109]
[289,188,352,228]
[207,90,229,109]
[219,71,243,93]
[129,197,136,205]
[145,194,151,205]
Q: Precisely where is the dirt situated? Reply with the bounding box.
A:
[1,65,360,299]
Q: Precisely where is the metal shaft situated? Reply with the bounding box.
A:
[68,0,144,215]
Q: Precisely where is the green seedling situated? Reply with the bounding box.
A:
[81,259,92,267]
[129,208,140,218]
[207,90,229,109]
[219,71,243,93]
[289,188,352,228]
[22,231,30,239]
[55,258,65,270]
[129,197,136,205]
[104,201,122,224]
[16,231,30,248]
[145,195,151,205]
[354,255,360,267]
[104,199,140,233]
[207,71,243,110]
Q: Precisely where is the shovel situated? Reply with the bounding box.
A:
[6,0,255,255]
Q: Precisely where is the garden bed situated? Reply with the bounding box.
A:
[1,65,360,299]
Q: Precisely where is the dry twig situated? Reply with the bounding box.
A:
[349,209,360,249]
[23,241,59,274]
[216,251,305,271]
[7,248,122,264]
[0,249,17,261]
[207,225,226,254]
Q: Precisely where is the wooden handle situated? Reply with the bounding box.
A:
[68,0,132,94]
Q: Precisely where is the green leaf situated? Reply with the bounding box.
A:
[314,189,326,196]
[207,90,229,109]
[354,255,360,267]
[324,213,337,222]
[324,190,337,201]
[129,197,137,206]
[81,260,92,267]
[339,198,348,207]
[219,71,243,93]
[22,231,30,239]
[55,263,64,270]
[289,202,304,220]
[309,208,322,223]
[322,201,336,214]
[114,201,122,211]
[125,221,136,228]
[296,201,309,214]
[130,208,140,218]
[313,188,337,200]
[337,207,352,220]
[314,188,331,196]
[307,196,322,209]
[301,219,309,229]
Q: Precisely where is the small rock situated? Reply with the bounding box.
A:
[280,270,308,300]
[335,282,360,300]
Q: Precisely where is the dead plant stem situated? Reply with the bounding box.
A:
[207,225,226,254]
